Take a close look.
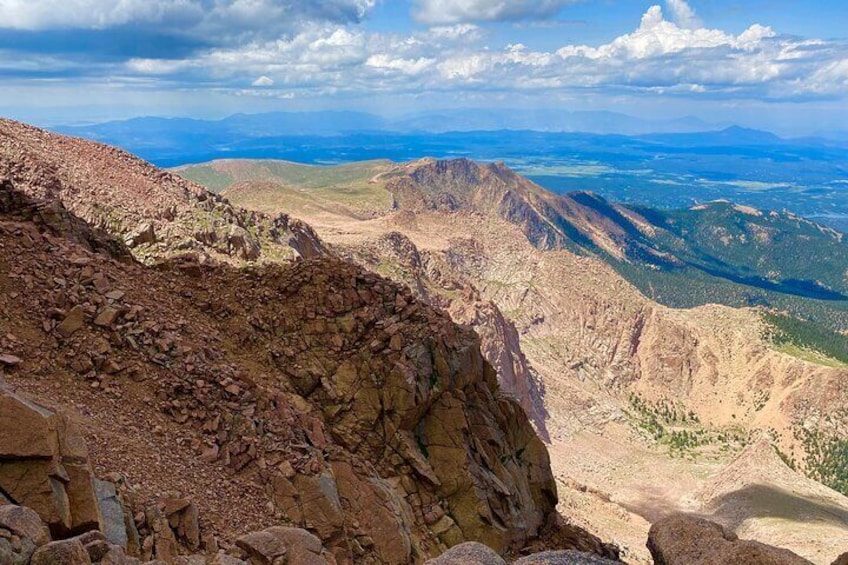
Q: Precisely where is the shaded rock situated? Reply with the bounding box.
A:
[227,225,260,261]
[647,514,813,565]
[0,504,50,564]
[832,553,848,565]
[236,530,287,564]
[425,541,506,564]
[0,505,51,547]
[99,545,142,565]
[0,387,103,538]
[31,538,92,565]
[209,552,248,565]
[236,526,328,565]
[94,479,129,549]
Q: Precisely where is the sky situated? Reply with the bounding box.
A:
[1,0,847,134]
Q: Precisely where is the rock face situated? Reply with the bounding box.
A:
[0,387,102,538]
[647,514,813,565]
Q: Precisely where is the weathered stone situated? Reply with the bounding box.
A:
[94,306,121,327]
[0,389,60,459]
[0,504,51,547]
[0,354,21,367]
[647,514,813,565]
[424,541,506,564]
[95,479,129,548]
[0,504,50,564]
[236,530,287,564]
[57,305,86,337]
[209,552,248,565]
[0,460,72,532]
[31,538,92,565]
[100,545,142,565]
[64,463,103,533]
[83,538,112,562]
[125,223,156,247]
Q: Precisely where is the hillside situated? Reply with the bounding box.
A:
[176,156,848,563]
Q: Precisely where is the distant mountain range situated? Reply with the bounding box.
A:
[56,108,720,140]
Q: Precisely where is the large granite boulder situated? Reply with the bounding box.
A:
[647,514,813,565]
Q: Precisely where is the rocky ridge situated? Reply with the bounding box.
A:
[0,119,324,264]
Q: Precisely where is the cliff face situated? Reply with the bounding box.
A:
[0,125,615,563]
[337,230,551,440]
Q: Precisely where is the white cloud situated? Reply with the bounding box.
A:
[665,0,701,29]
[111,4,847,103]
[366,54,435,75]
[252,75,274,86]
[413,0,577,25]
[0,0,378,41]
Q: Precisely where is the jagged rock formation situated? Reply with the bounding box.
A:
[0,128,616,563]
[340,230,549,439]
[0,387,104,539]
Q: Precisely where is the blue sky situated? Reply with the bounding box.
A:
[1,0,847,134]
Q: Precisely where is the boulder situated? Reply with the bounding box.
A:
[647,514,813,565]
[30,538,92,565]
[94,479,130,549]
[0,505,51,546]
[0,504,51,564]
[227,225,260,261]
[424,541,506,564]
[125,223,156,247]
[0,387,103,538]
[236,526,328,565]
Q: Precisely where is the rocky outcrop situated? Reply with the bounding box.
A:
[340,231,550,440]
[0,387,102,538]
[449,300,549,441]
[647,514,813,565]
[425,541,506,564]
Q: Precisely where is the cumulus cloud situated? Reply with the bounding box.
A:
[413,0,577,25]
[4,1,847,106]
[252,75,274,86]
[665,0,701,29]
[0,0,377,44]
